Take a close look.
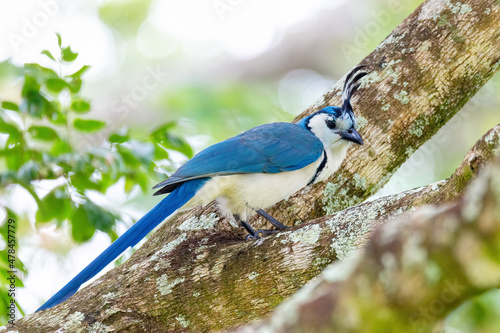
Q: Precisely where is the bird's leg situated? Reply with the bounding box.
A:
[253,209,290,237]
[256,209,289,230]
[234,214,260,240]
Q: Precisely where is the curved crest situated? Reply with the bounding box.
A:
[342,65,367,114]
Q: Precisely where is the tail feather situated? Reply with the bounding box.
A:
[36,178,208,312]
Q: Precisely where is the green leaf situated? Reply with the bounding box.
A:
[17,161,39,184]
[124,175,136,192]
[50,140,71,155]
[1,101,18,111]
[100,171,114,190]
[24,63,58,80]
[41,50,55,61]
[128,140,154,165]
[68,78,82,93]
[154,144,169,160]
[150,122,176,141]
[108,230,119,243]
[69,65,90,79]
[71,202,116,243]
[28,126,59,141]
[150,122,193,158]
[46,101,66,125]
[2,143,25,170]
[109,133,129,144]
[85,202,116,233]
[70,172,101,191]
[62,46,78,62]
[35,203,52,223]
[162,134,193,158]
[1,208,19,235]
[0,170,16,186]
[21,75,40,97]
[71,205,96,242]
[0,60,23,79]
[56,33,62,47]
[73,118,106,132]
[45,78,67,93]
[135,170,149,193]
[0,209,27,279]
[36,187,71,223]
[0,118,21,141]
[117,145,141,167]
[19,92,49,118]
[70,99,90,113]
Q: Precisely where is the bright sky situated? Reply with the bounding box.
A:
[0,0,347,73]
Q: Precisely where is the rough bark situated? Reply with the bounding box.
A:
[8,129,499,332]
[235,156,500,333]
[7,0,500,332]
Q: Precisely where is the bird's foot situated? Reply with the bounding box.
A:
[249,227,290,240]
[245,233,261,241]
[240,220,261,240]
[256,229,281,237]
[239,214,289,241]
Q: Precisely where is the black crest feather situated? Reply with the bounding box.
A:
[342,65,367,113]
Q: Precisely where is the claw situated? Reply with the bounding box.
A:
[246,234,261,241]
[256,229,279,237]
[256,227,291,237]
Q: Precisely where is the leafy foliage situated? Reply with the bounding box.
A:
[0,35,192,322]
[0,210,27,325]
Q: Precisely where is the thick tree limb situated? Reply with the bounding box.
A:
[298,123,500,262]
[236,157,500,333]
[9,0,500,331]
[10,128,499,331]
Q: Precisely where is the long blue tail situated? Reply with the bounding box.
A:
[36,178,208,312]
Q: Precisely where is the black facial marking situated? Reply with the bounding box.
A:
[308,150,328,186]
[304,117,312,131]
[326,117,336,129]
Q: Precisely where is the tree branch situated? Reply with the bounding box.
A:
[236,157,500,333]
[305,123,500,262]
[11,126,499,331]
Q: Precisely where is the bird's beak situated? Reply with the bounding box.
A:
[340,128,363,145]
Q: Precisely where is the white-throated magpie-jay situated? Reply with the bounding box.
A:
[36,65,367,312]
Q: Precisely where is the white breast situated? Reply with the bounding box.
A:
[184,155,323,221]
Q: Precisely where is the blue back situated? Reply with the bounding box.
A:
[154,122,323,193]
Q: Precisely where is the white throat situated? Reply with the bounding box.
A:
[313,142,349,183]
[306,113,352,183]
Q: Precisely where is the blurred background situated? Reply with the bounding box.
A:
[0,0,499,326]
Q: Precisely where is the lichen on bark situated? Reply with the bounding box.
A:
[240,156,500,333]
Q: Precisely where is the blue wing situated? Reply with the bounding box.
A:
[153,122,324,195]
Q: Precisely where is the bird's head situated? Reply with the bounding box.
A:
[300,65,367,148]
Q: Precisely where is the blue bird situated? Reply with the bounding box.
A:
[36,65,367,312]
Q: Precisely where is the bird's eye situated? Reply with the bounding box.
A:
[326,118,336,129]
